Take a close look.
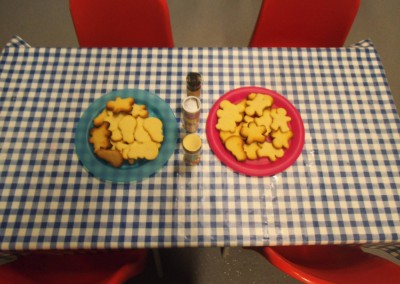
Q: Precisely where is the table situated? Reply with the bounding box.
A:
[1,36,399,260]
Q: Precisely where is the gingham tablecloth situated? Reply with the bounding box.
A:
[1,36,399,259]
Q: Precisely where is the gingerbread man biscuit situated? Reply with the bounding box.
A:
[255,109,273,136]
[272,130,293,149]
[257,142,284,162]
[271,108,291,132]
[216,100,245,132]
[243,143,260,160]
[240,122,267,144]
[245,93,273,116]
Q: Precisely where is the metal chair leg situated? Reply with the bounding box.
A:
[152,249,163,278]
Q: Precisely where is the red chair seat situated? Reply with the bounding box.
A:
[259,245,400,284]
[0,250,147,284]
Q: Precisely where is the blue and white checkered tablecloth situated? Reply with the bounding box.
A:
[1,37,399,259]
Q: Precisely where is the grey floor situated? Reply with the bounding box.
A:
[0,0,399,283]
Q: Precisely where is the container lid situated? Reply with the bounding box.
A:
[183,96,200,112]
[183,133,202,152]
[186,72,202,89]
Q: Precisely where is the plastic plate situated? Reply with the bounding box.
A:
[206,86,305,176]
[75,89,178,183]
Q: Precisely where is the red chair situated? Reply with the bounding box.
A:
[254,245,400,284]
[250,0,360,47]
[0,249,147,284]
[69,0,174,48]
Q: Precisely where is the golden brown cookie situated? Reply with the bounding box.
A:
[131,104,149,118]
[255,109,273,136]
[245,93,273,116]
[216,100,245,132]
[106,96,134,114]
[243,115,255,123]
[271,130,293,149]
[95,148,124,168]
[219,122,243,143]
[224,136,246,161]
[127,141,160,160]
[257,142,284,162]
[89,122,112,152]
[240,122,267,144]
[134,117,152,143]
[118,115,137,144]
[93,109,108,127]
[114,141,130,160]
[271,108,291,132]
[243,143,260,160]
[104,112,125,142]
[143,117,164,143]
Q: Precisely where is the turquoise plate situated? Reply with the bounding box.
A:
[75,89,178,183]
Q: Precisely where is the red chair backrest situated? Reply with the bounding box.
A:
[69,0,174,48]
[250,0,360,47]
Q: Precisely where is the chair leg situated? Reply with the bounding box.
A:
[152,249,163,278]
[221,247,230,257]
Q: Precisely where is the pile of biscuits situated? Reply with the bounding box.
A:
[89,96,164,168]
[216,93,293,162]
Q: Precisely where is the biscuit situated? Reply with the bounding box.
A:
[143,117,164,143]
[257,142,284,162]
[95,148,124,168]
[93,109,108,127]
[104,112,125,142]
[216,100,245,132]
[237,99,247,109]
[245,93,273,116]
[131,104,149,118]
[127,141,159,160]
[224,136,246,161]
[254,109,273,136]
[243,143,260,160]
[272,130,293,149]
[106,96,134,114]
[89,122,112,152]
[114,141,130,160]
[271,108,291,132]
[243,115,255,123]
[134,117,152,143]
[219,122,243,143]
[240,122,267,144]
[119,115,137,144]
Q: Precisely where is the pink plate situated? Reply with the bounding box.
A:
[206,86,305,176]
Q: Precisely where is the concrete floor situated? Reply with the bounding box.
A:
[0,1,399,283]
